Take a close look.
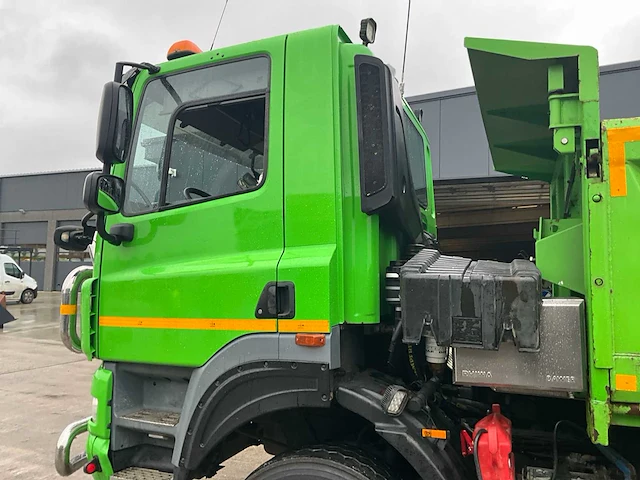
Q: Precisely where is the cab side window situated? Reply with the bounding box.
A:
[165,96,266,205]
[124,56,270,215]
[402,111,428,207]
[4,263,21,278]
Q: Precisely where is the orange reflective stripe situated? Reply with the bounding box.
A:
[60,304,77,315]
[278,319,330,333]
[99,316,330,333]
[99,316,276,332]
[616,374,638,392]
[607,126,640,197]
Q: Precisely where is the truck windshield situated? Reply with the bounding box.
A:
[124,56,270,215]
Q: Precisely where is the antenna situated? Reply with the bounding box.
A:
[400,0,412,96]
[210,0,231,50]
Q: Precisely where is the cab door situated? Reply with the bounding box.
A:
[97,39,286,367]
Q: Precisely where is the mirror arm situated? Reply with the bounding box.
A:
[96,213,122,246]
[114,61,160,82]
[81,212,97,237]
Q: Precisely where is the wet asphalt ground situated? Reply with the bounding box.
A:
[0,293,268,479]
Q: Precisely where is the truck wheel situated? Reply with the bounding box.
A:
[246,445,398,480]
[20,289,35,304]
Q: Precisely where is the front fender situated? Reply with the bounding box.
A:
[177,360,332,476]
[336,371,468,480]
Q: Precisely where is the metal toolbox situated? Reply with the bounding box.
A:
[453,298,585,395]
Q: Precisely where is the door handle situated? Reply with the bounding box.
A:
[255,281,296,319]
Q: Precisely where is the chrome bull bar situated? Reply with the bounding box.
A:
[54,416,91,476]
[60,266,93,353]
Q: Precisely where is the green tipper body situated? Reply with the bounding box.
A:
[466,37,640,444]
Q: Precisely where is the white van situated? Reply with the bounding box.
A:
[0,253,38,304]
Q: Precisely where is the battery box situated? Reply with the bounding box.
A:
[400,249,542,351]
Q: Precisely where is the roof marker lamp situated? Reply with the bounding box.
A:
[381,385,410,416]
[167,40,202,61]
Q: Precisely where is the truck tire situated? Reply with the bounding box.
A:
[20,289,34,304]
[246,445,398,480]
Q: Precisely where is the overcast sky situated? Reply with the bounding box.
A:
[0,0,638,175]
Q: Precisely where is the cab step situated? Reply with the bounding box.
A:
[119,409,180,427]
[112,467,173,480]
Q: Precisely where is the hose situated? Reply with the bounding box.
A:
[407,376,440,412]
[551,420,635,480]
[473,428,487,480]
[387,320,403,367]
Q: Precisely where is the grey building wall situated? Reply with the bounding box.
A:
[1,221,47,245]
[0,170,96,291]
[0,170,89,212]
[599,63,640,120]
[407,61,640,181]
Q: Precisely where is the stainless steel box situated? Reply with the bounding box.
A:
[453,298,585,395]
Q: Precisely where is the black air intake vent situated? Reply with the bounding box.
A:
[357,62,387,196]
[354,55,423,241]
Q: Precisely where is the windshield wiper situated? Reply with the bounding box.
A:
[160,78,183,105]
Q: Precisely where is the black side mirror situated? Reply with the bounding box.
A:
[96,82,133,164]
[83,172,125,215]
[19,271,25,279]
[54,226,94,252]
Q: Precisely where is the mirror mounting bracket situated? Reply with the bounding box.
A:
[96,213,121,246]
[96,214,133,246]
[110,223,134,243]
[114,61,160,82]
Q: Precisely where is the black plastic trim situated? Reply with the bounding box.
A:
[179,361,332,472]
[355,55,394,210]
[255,281,278,317]
[275,281,295,319]
[110,445,174,474]
[109,223,134,243]
[335,372,467,480]
[354,55,423,242]
[255,281,296,319]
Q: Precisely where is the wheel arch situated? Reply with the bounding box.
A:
[335,372,468,480]
[172,331,466,480]
[174,360,333,479]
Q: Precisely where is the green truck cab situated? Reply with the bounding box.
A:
[54,20,639,480]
